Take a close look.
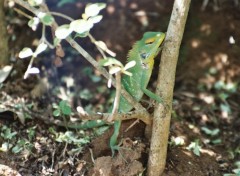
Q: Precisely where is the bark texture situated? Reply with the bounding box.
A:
[147,0,191,175]
[0,0,9,66]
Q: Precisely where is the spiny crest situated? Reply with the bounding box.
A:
[126,40,141,62]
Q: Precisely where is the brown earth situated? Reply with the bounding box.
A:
[0,0,239,175]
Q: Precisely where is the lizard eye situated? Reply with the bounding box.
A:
[145,38,155,44]
[140,53,149,59]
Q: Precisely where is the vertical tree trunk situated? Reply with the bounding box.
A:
[147,0,191,175]
[0,0,9,66]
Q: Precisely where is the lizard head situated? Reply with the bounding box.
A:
[138,32,165,69]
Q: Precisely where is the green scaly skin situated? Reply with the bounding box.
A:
[110,32,165,156]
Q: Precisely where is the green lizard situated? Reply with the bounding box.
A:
[110,32,165,155]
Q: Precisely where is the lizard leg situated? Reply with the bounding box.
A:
[142,87,163,104]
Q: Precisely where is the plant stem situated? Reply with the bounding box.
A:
[147,0,191,175]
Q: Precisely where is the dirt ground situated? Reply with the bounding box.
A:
[0,0,240,175]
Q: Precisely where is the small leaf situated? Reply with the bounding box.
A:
[19,47,33,58]
[88,15,103,24]
[53,109,61,117]
[28,0,43,6]
[85,3,106,17]
[70,19,93,34]
[0,142,11,152]
[220,103,231,113]
[27,67,40,74]
[124,60,136,70]
[28,17,40,31]
[74,31,89,38]
[55,24,72,39]
[201,127,220,136]
[79,89,93,100]
[0,65,13,83]
[99,58,123,67]
[122,70,133,76]
[34,42,48,56]
[39,13,54,26]
[109,66,121,74]
[59,100,71,115]
[53,37,61,46]
[12,144,23,154]
[57,0,75,7]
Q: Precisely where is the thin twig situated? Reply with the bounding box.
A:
[12,0,150,120]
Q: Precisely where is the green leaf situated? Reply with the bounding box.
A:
[74,31,89,38]
[53,109,61,117]
[55,24,72,39]
[53,37,61,46]
[70,19,93,34]
[187,140,201,156]
[220,103,231,113]
[85,3,106,17]
[211,138,222,144]
[59,100,71,116]
[39,13,54,26]
[201,127,220,136]
[1,128,17,140]
[19,47,33,59]
[57,0,76,7]
[233,168,240,175]
[12,144,23,154]
[79,89,93,100]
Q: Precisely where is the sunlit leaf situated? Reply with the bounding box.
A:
[27,67,40,74]
[75,31,89,38]
[99,58,123,67]
[187,140,201,156]
[109,66,121,74]
[0,65,13,83]
[85,3,106,17]
[53,109,61,117]
[88,15,103,24]
[122,70,133,76]
[19,47,33,59]
[70,19,93,34]
[34,42,48,56]
[28,17,40,31]
[124,60,136,70]
[0,142,11,152]
[28,0,43,6]
[55,24,72,39]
